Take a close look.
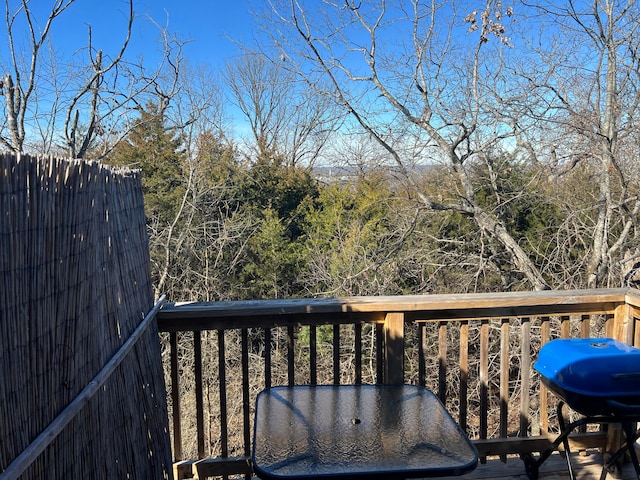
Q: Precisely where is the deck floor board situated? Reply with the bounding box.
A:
[433,451,637,480]
[248,452,637,480]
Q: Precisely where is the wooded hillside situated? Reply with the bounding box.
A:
[2,0,640,300]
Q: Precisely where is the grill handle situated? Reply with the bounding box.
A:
[611,372,640,379]
[606,398,640,414]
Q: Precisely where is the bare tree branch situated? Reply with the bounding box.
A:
[0,0,184,158]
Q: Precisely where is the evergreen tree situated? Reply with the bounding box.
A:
[302,173,409,296]
[234,152,319,298]
[104,103,187,297]
[105,103,185,224]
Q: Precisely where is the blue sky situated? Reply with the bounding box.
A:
[46,0,258,68]
[0,0,265,147]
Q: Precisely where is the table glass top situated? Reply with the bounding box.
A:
[252,384,478,479]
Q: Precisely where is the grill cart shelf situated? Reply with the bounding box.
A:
[522,338,640,480]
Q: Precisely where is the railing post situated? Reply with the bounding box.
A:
[383,313,404,385]
[614,302,634,344]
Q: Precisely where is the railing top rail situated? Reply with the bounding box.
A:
[157,288,635,331]
[625,288,640,308]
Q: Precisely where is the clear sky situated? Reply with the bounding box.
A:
[45,0,258,68]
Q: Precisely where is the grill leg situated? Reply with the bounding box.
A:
[601,423,640,480]
[622,423,640,479]
[520,401,590,480]
[558,402,577,480]
[603,450,623,479]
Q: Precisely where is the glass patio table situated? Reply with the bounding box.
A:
[252,384,478,480]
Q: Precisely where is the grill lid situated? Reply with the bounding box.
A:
[535,338,640,399]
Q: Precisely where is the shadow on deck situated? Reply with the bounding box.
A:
[245,452,638,480]
[445,451,637,480]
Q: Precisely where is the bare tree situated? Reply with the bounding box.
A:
[225,52,338,167]
[259,0,549,290]
[0,0,182,158]
[516,0,640,288]
[157,63,257,301]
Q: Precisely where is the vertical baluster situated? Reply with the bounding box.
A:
[218,330,228,458]
[560,315,571,338]
[419,324,426,388]
[241,329,251,460]
[580,314,590,338]
[194,331,205,458]
[540,316,550,343]
[333,324,340,384]
[459,321,469,432]
[539,317,550,434]
[499,318,509,462]
[310,325,317,384]
[479,319,489,449]
[376,324,384,383]
[605,313,615,337]
[354,323,362,385]
[264,328,272,389]
[520,318,531,439]
[170,332,182,461]
[287,325,295,386]
[438,321,447,403]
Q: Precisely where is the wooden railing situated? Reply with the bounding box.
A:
[157,288,640,480]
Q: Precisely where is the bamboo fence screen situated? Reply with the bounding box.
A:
[0,153,173,479]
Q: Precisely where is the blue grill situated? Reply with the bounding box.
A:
[535,338,640,416]
[522,338,640,480]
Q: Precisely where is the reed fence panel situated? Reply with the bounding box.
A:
[0,154,172,479]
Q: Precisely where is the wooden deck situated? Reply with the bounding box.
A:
[445,451,638,480]
[161,290,640,480]
[245,452,637,480]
